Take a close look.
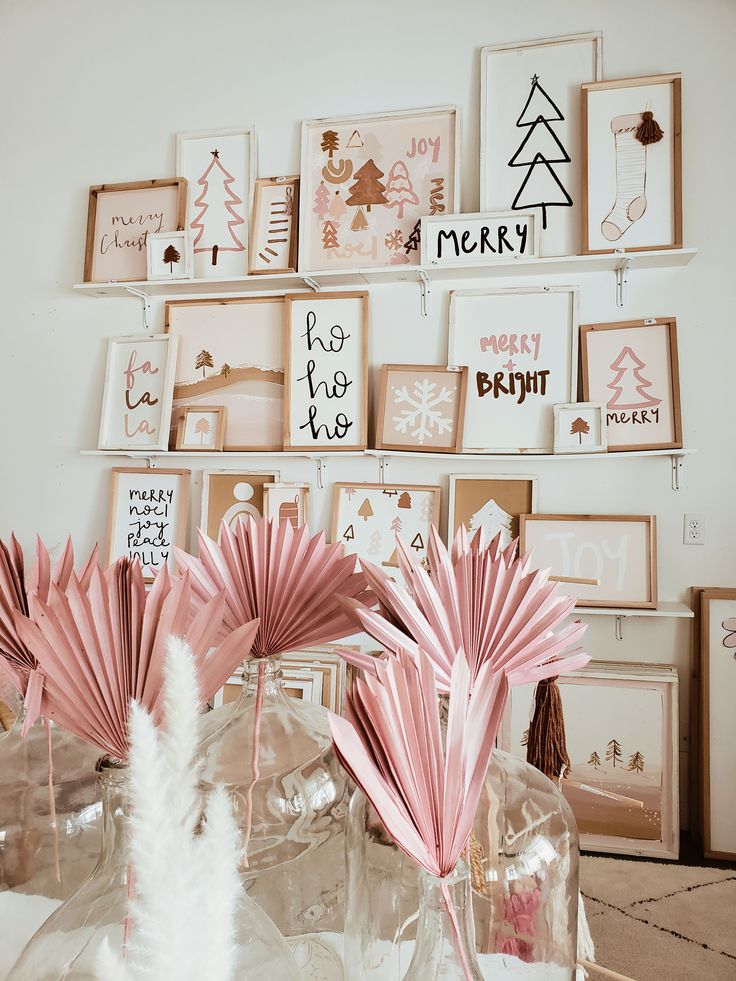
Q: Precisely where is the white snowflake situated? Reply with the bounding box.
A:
[392,378,456,443]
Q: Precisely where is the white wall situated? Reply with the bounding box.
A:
[1,0,735,825]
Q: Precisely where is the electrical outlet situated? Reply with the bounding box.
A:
[683,513,706,545]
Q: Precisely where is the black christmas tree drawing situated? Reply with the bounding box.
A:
[508,74,572,229]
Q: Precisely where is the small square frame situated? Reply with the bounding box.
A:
[375,364,468,453]
[147,230,194,281]
[553,402,607,454]
[175,405,227,451]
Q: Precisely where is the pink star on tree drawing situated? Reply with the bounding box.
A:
[607,346,661,410]
[190,149,245,267]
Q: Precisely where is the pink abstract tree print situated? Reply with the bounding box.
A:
[190,150,245,267]
[607,347,662,409]
[313,180,330,221]
[384,160,419,220]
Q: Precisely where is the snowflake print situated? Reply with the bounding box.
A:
[385,229,404,250]
[392,377,456,443]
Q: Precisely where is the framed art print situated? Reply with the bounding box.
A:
[146,230,193,281]
[480,33,602,256]
[332,482,441,568]
[263,482,310,529]
[177,127,257,278]
[553,402,607,454]
[284,292,368,451]
[84,178,187,283]
[502,662,679,859]
[447,473,537,545]
[98,333,178,452]
[520,513,657,608]
[165,296,284,451]
[582,74,682,253]
[375,364,467,453]
[448,286,577,453]
[420,211,539,267]
[107,467,190,581]
[249,176,299,274]
[299,106,459,271]
[175,406,226,451]
[200,470,279,541]
[581,319,682,452]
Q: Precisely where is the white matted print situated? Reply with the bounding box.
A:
[700,588,736,859]
[375,364,467,453]
[448,287,577,452]
[520,514,657,609]
[107,467,190,581]
[332,482,441,568]
[263,482,310,529]
[165,297,284,451]
[175,406,226,451]
[420,211,538,267]
[177,127,257,278]
[300,106,459,271]
[480,33,602,256]
[582,74,682,253]
[200,470,279,541]
[146,230,193,281]
[447,473,537,545]
[284,292,368,451]
[553,402,607,454]
[249,176,299,274]
[502,662,679,859]
[98,334,178,452]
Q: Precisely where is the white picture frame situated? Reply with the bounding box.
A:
[249,176,299,274]
[420,211,539,267]
[263,482,310,529]
[98,333,178,452]
[176,126,257,278]
[146,230,194,281]
[553,402,607,454]
[480,32,602,257]
[448,286,578,453]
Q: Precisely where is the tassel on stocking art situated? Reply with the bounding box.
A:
[601,110,664,242]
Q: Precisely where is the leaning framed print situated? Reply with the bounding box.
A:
[84,178,187,283]
[332,482,441,568]
[249,176,299,274]
[299,106,459,271]
[146,230,194,281]
[519,514,657,609]
[174,406,226,451]
[283,292,368,451]
[200,470,279,541]
[165,296,285,451]
[501,662,680,859]
[553,402,607,454]
[375,364,468,453]
[581,319,682,452]
[98,334,178,452]
[420,211,539,267]
[176,126,257,278]
[263,482,310,529]
[448,286,578,453]
[447,473,537,545]
[480,33,602,256]
[107,467,190,581]
[582,74,682,253]
[699,587,736,859]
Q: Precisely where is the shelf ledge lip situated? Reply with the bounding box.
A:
[365,448,697,462]
[576,602,694,619]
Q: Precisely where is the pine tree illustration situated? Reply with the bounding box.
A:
[195,349,214,379]
[605,738,623,768]
[587,751,602,770]
[607,347,662,410]
[627,750,645,774]
[190,149,245,267]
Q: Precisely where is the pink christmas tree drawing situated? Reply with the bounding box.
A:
[190,150,245,267]
[607,347,662,409]
[313,180,330,221]
[384,161,419,220]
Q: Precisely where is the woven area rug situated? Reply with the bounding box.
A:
[580,855,736,980]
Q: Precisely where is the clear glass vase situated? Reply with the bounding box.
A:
[7,762,301,980]
[345,749,579,980]
[200,655,349,973]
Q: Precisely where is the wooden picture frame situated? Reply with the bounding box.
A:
[165,296,285,452]
[447,473,538,544]
[501,661,680,859]
[200,470,279,541]
[699,587,736,860]
[299,105,460,271]
[332,482,441,568]
[98,333,178,452]
[283,291,368,451]
[175,406,226,451]
[419,211,539,267]
[375,364,468,453]
[263,482,310,529]
[553,402,607,454]
[581,319,683,452]
[249,176,299,274]
[448,286,578,453]
[84,178,187,283]
[582,74,683,254]
[146,229,194,281]
[519,514,657,609]
[107,467,190,582]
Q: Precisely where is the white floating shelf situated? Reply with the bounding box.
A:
[576,602,693,619]
[365,448,696,463]
[80,449,365,459]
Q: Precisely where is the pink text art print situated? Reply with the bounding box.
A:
[582,319,682,452]
[299,107,458,271]
[177,128,257,279]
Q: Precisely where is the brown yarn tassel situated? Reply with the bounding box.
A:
[635,111,664,145]
[525,676,570,781]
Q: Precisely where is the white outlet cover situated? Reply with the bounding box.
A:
[683,513,706,545]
